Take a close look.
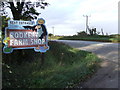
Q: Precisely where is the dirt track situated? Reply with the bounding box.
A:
[55,40,119,88]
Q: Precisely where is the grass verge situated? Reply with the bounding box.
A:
[2,41,101,88]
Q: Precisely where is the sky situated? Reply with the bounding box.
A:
[38,0,119,35]
[7,0,119,36]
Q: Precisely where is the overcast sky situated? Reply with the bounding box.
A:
[8,0,119,35]
[36,0,118,35]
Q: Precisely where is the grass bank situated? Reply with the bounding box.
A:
[2,41,100,88]
[49,35,120,43]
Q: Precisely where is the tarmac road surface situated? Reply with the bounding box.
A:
[54,40,119,88]
[0,43,2,89]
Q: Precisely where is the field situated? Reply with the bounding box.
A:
[49,34,120,43]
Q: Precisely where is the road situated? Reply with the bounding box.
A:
[54,40,119,88]
[0,43,2,89]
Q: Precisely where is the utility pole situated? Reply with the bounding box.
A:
[83,15,90,33]
[101,28,104,35]
[52,26,54,36]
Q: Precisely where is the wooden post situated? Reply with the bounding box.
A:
[41,52,45,65]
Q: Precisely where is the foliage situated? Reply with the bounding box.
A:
[2,41,100,88]
[1,0,49,20]
[77,31,87,36]
[48,33,53,37]
[1,16,10,28]
[87,27,100,36]
[48,35,63,40]
[48,33,54,40]
[88,28,97,35]
[56,35,120,43]
[1,16,10,34]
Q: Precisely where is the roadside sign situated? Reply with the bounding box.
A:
[3,18,49,53]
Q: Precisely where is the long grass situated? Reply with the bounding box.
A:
[2,41,100,88]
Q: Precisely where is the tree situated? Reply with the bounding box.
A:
[88,26,99,36]
[1,16,10,34]
[49,33,53,37]
[77,31,87,36]
[2,16,10,28]
[48,33,53,40]
[88,28,96,36]
[1,0,49,20]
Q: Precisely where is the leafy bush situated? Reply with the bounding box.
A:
[77,31,87,36]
